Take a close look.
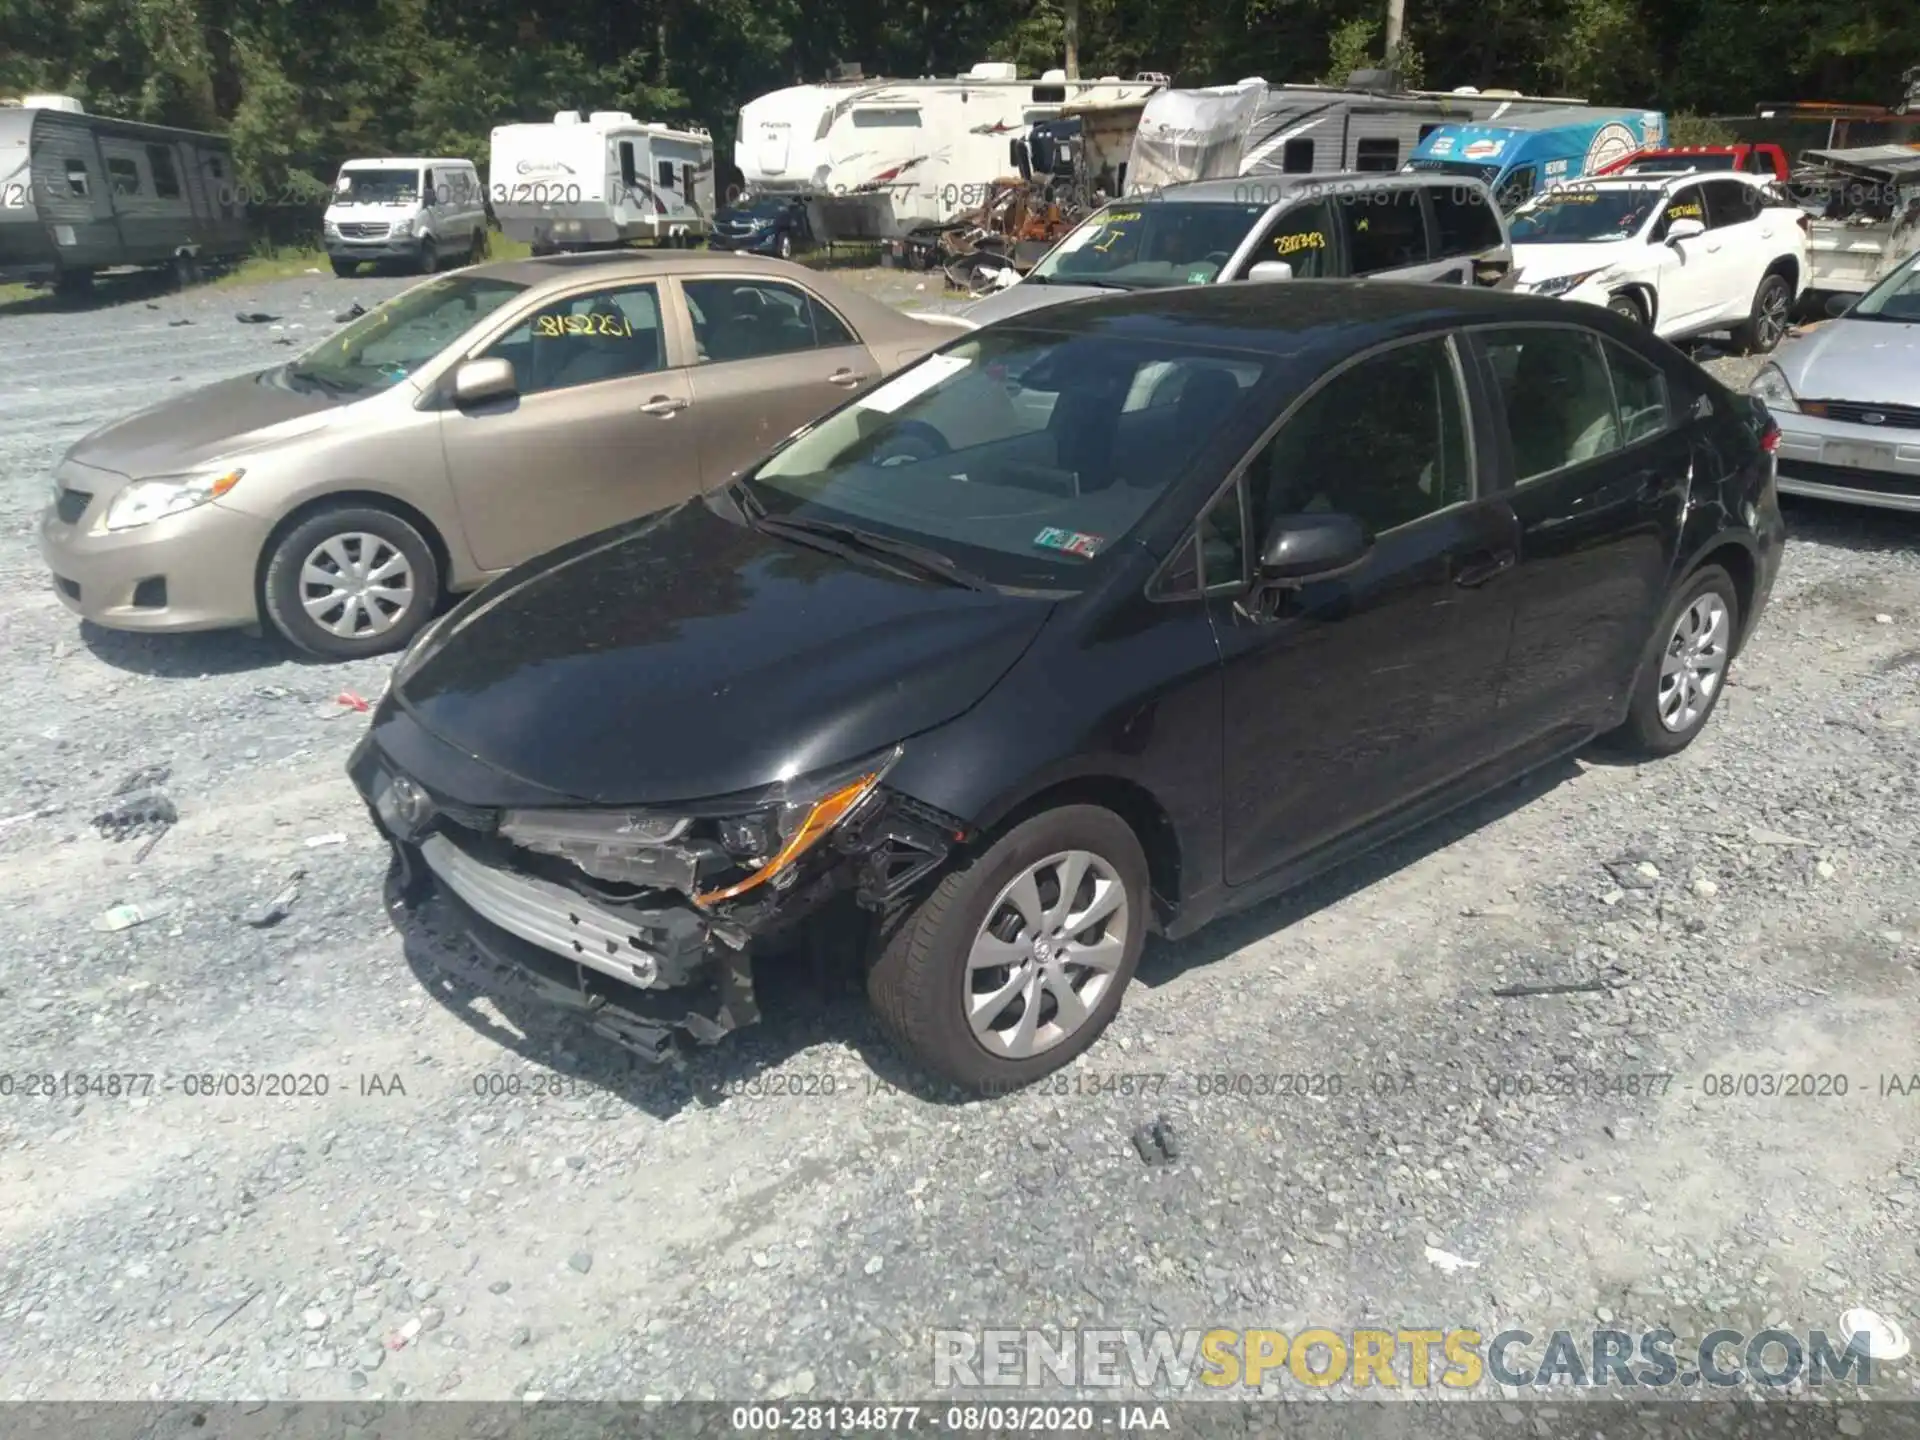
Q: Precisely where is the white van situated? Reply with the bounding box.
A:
[322,157,488,276]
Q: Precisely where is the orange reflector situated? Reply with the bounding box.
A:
[210,470,243,498]
[693,771,882,907]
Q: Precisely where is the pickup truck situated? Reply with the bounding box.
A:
[1595,144,1792,182]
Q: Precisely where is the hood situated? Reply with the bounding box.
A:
[1512,242,1627,285]
[956,281,1118,327]
[393,497,1054,806]
[1774,317,1920,407]
[64,369,352,480]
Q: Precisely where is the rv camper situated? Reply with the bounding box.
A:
[1406,108,1667,211]
[1124,73,1588,195]
[734,63,1166,244]
[488,111,715,251]
[0,95,248,294]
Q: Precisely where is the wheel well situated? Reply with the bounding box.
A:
[253,490,453,622]
[1690,541,1756,652]
[1610,283,1654,325]
[1764,255,1800,291]
[981,775,1183,926]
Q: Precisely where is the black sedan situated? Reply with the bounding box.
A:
[349,282,1785,1092]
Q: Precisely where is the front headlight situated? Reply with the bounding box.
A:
[1527,269,1604,299]
[1749,363,1799,414]
[102,468,244,532]
[390,218,414,238]
[498,746,902,905]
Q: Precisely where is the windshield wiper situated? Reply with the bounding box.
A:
[1053,276,1134,290]
[752,513,991,590]
[283,367,362,397]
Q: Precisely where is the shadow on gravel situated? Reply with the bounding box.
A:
[1780,494,1920,552]
[396,756,1587,1120]
[80,621,292,677]
[0,266,218,317]
[1133,755,1583,989]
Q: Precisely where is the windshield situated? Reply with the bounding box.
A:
[1851,250,1920,321]
[739,330,1272,590]
[1025,201,1269,287]
[1406,158,1502,185]
[335,168,423,205]
[731,197,790,219]
[284,274,527,395]
[1510,186,1661,243]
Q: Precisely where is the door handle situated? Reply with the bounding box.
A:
[828,368,868,388]
[640,395,688,416]
[1453,548,1516,588]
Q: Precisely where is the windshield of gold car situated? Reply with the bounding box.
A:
[283,275,528,394]
[739,330,1271,589]
[1025,202,1269,287]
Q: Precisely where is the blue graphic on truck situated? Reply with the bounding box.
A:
[1405,109,1667,212]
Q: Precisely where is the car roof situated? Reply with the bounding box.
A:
[988,279,1622,359]
[1572,170,1768,190]
[1129,171,1482,206]
[341,157,475,169]
[461,251,939,344]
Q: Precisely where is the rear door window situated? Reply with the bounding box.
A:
[1427,185,1504,259]
[1702,178,1760,229]
[1478,326,1623,482]
[1601,339,1672,446]
[1337,186,1429,275]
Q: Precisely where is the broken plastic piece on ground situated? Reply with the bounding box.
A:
[1131,1114,1181,1165]
[94,903,158,932]
[305,832,348,849]
[92,789,179,843]
[335,302,367,322]
[1838,1308,1911,1361]
[245,868,307,928]
[337,691,370,712]
[113,764,171,794]
[235,311,279,323]
[1424,1245,1481,1274]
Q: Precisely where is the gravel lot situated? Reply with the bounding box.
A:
[1,267,1918,1411]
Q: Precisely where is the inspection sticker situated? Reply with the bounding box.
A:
[1034,527,1106,558]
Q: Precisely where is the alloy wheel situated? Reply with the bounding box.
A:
[299,532,417,640]
[1657,592,1730,733]
[964,849,1130,1060]
[1755,279,1790,351]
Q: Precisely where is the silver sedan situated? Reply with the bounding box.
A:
[1751,248,1920,513]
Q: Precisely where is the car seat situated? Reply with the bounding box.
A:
[1504,340,1607,479]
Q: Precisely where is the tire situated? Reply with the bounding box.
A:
[1733,271,1793,355]
[867,804,1149,1092]
[1607,291,1647,326]
[53,267,93,299]
[1607,564,1741,758]
[262,505,441,660]
[777,231,794,260]
[172,253,201,289]
[417,237,438,274]
[330,257,358,278]
[470,229,489,263]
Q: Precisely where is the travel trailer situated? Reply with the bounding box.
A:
[1125,74,1588,195]
[734,62,1167,243]
[1406,107,1667,211]
[488,111,715,251]
[0,94,248,294]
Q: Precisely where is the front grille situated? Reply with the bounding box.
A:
[338,222,389,240]
[55,488,90,524]
[1805,400,1920,430]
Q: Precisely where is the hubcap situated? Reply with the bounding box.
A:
[1657,592,1730,733]
[965,849,1129,1061]
[299,532,416,640]
[1757,282,1788,348]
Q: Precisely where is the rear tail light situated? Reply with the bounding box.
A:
[1761,421,1781,453]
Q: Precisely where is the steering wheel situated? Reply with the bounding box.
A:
[864,419,950,467]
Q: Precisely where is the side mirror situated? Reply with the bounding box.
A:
[1825,293,1855,317]
[1665,217,1705,243]
[452,356,517,406]
[1246,260,1295,283]
[1257,511,1371,585]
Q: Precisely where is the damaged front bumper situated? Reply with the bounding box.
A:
[349,730,962,1062]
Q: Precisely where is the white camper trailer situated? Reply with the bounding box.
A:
[735,63,1166,244]
[488,111,715,251]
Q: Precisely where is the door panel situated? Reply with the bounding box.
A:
[1215,334,1518,884]
[441,281,701,571]
[1650,183,1737,332]
[1472,326,1691,741]
[678,276,878,485]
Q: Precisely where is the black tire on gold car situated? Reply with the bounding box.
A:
[867,804,1149,1093]
[1608,563,1741,758]
[262,505,441,660]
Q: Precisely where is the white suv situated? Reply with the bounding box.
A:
[1509,173,1809,353]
